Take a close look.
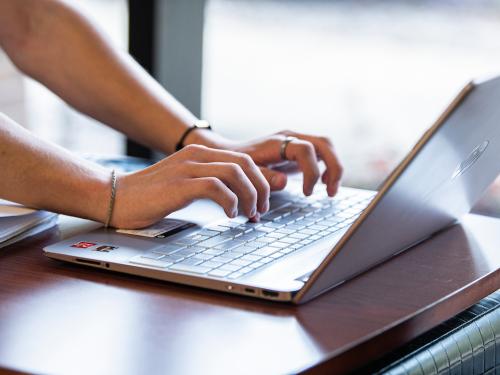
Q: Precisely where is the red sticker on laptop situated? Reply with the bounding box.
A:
[71,241,96,249]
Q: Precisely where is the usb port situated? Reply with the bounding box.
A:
[262,290,279,298]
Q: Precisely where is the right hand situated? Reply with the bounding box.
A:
[111,144,270,229]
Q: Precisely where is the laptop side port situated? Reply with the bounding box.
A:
[244,288,256,294]
[75,258,102,266]
[262,290,279,298]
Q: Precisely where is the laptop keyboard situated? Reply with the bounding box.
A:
[129,189,374,279]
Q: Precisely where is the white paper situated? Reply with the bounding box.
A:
[0,199,37,217]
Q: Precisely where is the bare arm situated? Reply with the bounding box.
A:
[0,113,110,222]
[0,0,195,155]
[0,114,268,228]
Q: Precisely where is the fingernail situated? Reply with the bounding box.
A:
[250,207,257,217]
[253,212,261,222]
[262,200,270,213]
[231,208,238,218]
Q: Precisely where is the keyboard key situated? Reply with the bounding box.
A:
[201,260,225,269]
[248,261,265,269]
[255,226,274,233]
[130,256,172,268]
[228,272,244,279]
[197,229,221,237]
[242,242,263,250]
[275,216,297,225]
[270,252,284,259]
[161,254,185,263]
[220,228,246,238]
[239,267,254,275]
[205,225,231,233]
[255,236,275,244]
[253,247,278,257]
[169,263,211,274]
[229,258,253,267]
[309,235,322,241]
[186,234,211,242]
[266,232,287,239]
[219,264,241,272]
[260,257,274,264]
[289,232,308,240]
[263,222,286,229]
[301,229,319,235]
[189,246,206,253]
[171,248,197,258]
[308,224,328,231]
[192,253,214,261]
[214,240,245,251]
[274,209,292,217]
[208,269,232,278]
[276,228,296,235]
[210,256,232,264]
[141,252,165,260]
[231,245,257,254]
[218,251,242,260]
[240,254,261,262]
[197,236,232,248]
[178,258,203,266]
[173,237,202,246]
[268,242,289,249]
[277,237,300,244]
[219,221,242,228]
[152,244,185,255]
[202,248,225,256]
[261,212,282,221]
[237,232,265,241]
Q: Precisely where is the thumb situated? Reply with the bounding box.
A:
[260,167,287,191]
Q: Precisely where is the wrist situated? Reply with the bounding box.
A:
[183,126,237,151]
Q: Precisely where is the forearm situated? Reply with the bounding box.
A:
[0,0,196,154]
[0,113,110,222]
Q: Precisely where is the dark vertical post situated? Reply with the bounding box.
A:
[127,0,155,158]
[127,0,206,158]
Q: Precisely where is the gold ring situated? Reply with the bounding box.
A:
[280,136,297,160]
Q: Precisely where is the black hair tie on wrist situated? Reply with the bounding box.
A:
[175,120,212,152]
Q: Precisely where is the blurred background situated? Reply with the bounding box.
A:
[1,0,499,215]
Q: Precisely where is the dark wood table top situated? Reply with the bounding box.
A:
[1,214,499,375]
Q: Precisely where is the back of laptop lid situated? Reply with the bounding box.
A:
[296,76,500,303]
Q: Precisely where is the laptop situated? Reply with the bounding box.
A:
[44,76,500,304]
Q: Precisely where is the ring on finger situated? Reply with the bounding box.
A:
[280,136,298,160]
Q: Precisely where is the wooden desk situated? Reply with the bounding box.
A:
[0,214,499,375]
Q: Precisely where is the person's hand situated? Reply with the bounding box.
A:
[112,144,270,229]
[187,130,343,197]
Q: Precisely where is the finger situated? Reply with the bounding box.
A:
[186,162,258,218]
[312,138,343,196]
[186,177,239,218]
[182,144,270,214]
[281,132,343,197]
[260,167,287,192]
[284,140,320,196]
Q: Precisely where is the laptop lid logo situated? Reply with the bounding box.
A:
[452,140,489,179]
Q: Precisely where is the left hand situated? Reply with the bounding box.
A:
[188,130,343,197]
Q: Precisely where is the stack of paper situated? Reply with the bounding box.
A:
[0,200,58,248]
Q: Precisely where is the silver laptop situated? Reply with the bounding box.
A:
[44,76,500,304]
